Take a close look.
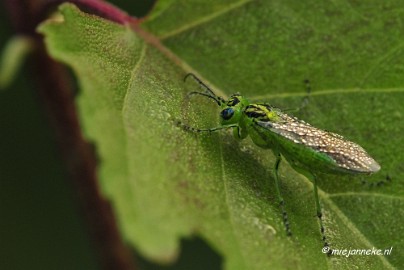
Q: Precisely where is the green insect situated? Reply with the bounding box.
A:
[178,73,381,252]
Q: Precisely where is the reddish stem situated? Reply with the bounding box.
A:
[41,0,137,24]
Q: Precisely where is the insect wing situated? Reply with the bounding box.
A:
[254,113,380,174]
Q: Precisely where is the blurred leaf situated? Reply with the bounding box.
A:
[0,36,35,89]
[38,1,404,269]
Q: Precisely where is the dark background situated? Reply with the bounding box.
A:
[0,1,221,269]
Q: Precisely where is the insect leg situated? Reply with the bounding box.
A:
[297,79,311,111]
[176,120,237,133]
[273,153,292,236]
[361,174,392,188]
[312,174,331,254]
[282,79,311,113]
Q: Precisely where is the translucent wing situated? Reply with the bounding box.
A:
[255,111,380,173]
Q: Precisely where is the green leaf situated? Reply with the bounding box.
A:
[38,2,404,269]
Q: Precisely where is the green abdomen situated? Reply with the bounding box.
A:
[250,125,357,175]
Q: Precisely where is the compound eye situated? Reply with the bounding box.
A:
[221,108,234,120]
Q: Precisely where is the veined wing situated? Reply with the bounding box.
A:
[255,111,380,173]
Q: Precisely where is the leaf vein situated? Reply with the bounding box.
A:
[159,0,253,40]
